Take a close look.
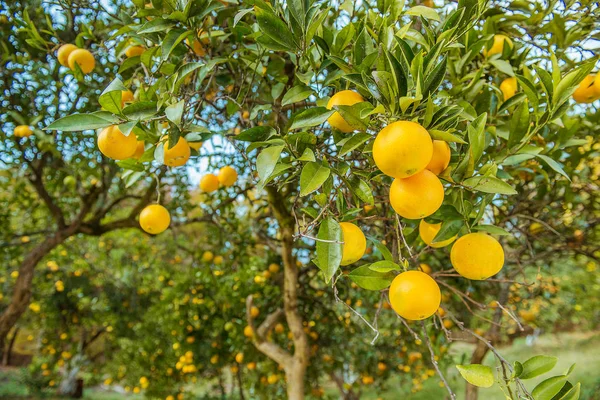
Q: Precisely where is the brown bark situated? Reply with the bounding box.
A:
[2,327,19,366]
[0,227,75,356]
[246,186,308,400]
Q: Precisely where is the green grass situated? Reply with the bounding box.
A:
[1,331,599,399]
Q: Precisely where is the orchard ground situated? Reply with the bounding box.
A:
[2,331,599,399]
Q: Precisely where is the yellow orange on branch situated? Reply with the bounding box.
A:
[326,90,364,133]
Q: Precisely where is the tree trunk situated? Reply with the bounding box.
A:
[2,327,19,366]
[0,229,73,357]
[267,187,308,400]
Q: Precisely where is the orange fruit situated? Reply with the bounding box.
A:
[235,353,244,363]
[57,44,78,67]
[139,204,170,234]
[186,38,206,57]
[97,125,137,160]
[426,140,451,175]
[274,323,284,334]
[243,325,254,338]
[163,137,191,167]
[200,174,219,192]
[389,170,444,219]
[213,255,224,265]
[419,219,456,248]
[67,49,95,74]
[121,90,134,107]
[389,271,441,320]
[419,263,432,274]
[246,362,256,370]
[450,233,504,280]
[268,263,280,273]
[483,34,513,57]
[326,90,364,133]
[189,141,203,151]
[132,141,145,160]
[499,77,518,101]
[250,306,259,318]
[339,222,366,266]
[373,121,433,178]
[14,125,33,138]
[125,46,145,58]
[573,75,600,103]
[201,251,214,262]
[218,166,238,187]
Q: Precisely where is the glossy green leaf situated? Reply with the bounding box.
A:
[456,364,494,388]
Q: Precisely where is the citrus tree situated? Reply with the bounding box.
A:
[2,0,599,399]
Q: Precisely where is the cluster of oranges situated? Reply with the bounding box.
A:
[325,88,507,321]
[57,43,95,74]
[200,166,238,192]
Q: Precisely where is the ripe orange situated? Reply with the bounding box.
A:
[483,34,513,57]
[246,362,256,370]
[243,325,254,338]
[200,174,219,192]
[164,137,191,167]
[572,75,600,103]
[419,219,456,248]
[235,352,244,363]
[97,125,137,160]
[499,77,518,101]
[132,141,145,160]
[373,121,433,178]
[213,255,224,265]
[389,170,444,219]
[57,44,78,67]
[67,49,95,74]
[426,140,451,175]
[339,222,366,266]
[189,141,203,151]
[218,166,238,187]
[389,271,441,320]
[419,263,432,274]
[268,263,280,273]
[139,204,171,234]
[450,233,504,280]
[121,90,134,107]
[326,90,364,133]
[186,38,206,57]
[14,125,33,138]
[201,251,214,262]
[125,46,145,58]
[250,306,259,318]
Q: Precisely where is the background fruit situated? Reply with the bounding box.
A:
[451,233,505,280]
[14,125,33,138]
[200,174,219,192]
[326,91,364,133]
[218,166,238,187]
[419,220,456,248]
[373,121,433,179]
[67,48,95,74]
[389,271,441,320]
[572,75,600,103]
[139,204,171,234]
[57,44,78,67]
[425,140,451,175]
[483,34,513,57]
[500,77,518,101]
[97,125,137,160]
[389,170,444,219]
[339,222,366,266]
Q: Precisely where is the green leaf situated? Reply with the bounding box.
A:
[45,112,118,131]
[282,85,314,107]
[468,113,487,163]
[138,19,175,34]
[521,356,558,380]
[533,376,568,400]
[348,265,394,290]
[559,382,580,400]
[348,177,374,205]
[508,101,530,148]
[456,364,494,388]
[233,8,253,27]
[235,126,275,142]
[300,162,330,196]
[256,145,284,182]
[429,129,467,144]
[122,101,158,121]
[432,220,463,243]
[463,175,517,195]
[316,218,343,282]
[536,155,570,181]
[118,121,137,137]
[162,28,191,60]
[255,6,298,51]
[367,236,393,262]
[553,60,595,107]
[338,132,371,156]
[165,100,185,127]
[290,107,334,130]
[367,260,401,273]
[513,361,524,379]
[489,59,514,76]
[99,78,128,115]
[335,102,373,131]
[297,148,316,162]
[472,225,511,236]
[406,5,440,21]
